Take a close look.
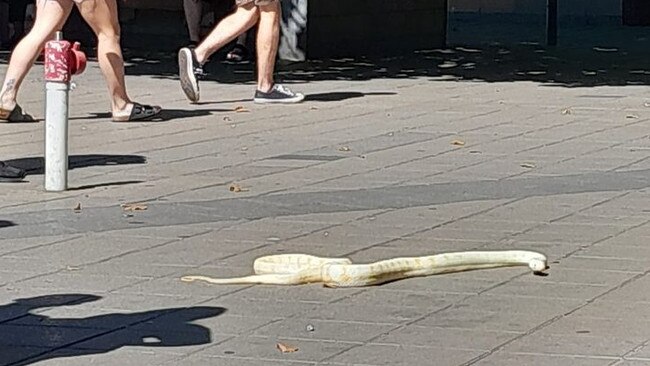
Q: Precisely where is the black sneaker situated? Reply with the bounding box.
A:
[178,47,205,103]
[0,161,26,183]
[253,84,305,104]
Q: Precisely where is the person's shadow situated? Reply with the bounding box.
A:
[0,294,225,366]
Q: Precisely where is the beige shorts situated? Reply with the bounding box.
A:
[235,0,277,6]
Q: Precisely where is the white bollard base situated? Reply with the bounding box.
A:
[45,82,69,192]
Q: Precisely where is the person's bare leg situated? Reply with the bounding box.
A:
[183,0,203,44]
[0,0,72,113]
[76,0,135,117]
[193,4,259,64]
[255,1,280,92]
[252,1,303,104]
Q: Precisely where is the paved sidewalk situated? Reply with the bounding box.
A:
[0,40,649,366]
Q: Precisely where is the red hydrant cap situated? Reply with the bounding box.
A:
[70,42,87,76]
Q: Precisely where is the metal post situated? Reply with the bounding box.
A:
[45,81,69,192]
[44,31,69,192]
[546,0,558,46]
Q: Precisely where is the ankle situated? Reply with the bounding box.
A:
[257,83,274,93]
[0,97,16,111]
[111,100,131,113]
[194,47,208,65]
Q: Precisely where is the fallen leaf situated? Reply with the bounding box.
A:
[229,184,249,193]
[338,146,351,152]
[309,106,319,110]
[223,116,232,122]
[626,114,640,119]
[276,342,299,353]
[66,265,81,271]
[234,106,249,113]
[451,139,466,146]
[73,203,82,212]
[520,163,536,169]
[561,108,572,115]
[121,203,148,211]
[644,102,650,108]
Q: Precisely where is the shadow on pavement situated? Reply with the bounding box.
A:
[5,155,147,176]
[4,38,650,88]
[0,220,15,229]
[68,180,144,191]
[70,108,233,122]
[305,91,397,102]
[0,294,225,366]
[97,41,650,88]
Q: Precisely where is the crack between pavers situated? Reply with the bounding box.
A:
[609,338,650,366]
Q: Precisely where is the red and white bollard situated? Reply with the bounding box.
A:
[43,31,86,192]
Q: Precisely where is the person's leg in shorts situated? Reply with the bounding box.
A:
[0,0,160,122]
[0,0,71,122]
[178,0,303,104]
[75,0,160,121]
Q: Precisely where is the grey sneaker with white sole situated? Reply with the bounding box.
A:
[178,47,204,103]
[253,84,305,104]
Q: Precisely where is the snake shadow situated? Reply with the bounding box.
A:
[0,294,225,366]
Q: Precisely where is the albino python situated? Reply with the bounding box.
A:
[181,250,548,288]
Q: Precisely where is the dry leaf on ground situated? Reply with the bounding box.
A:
[561,108,572,115]
[234,106,249,113]
[229,184,249,193]
[520,163,536,169]
[338,146,351,152]
[276,342,299,353]
[451,139,466,146]
[626,114,640,119]
[121,203,148,211]
[73,203,82,212]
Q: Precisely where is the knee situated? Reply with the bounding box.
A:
[239,5,261,25]
[95,26,121,44]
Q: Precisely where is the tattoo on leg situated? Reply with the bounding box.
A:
[0,79,16,105]
[3,79,16,92]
